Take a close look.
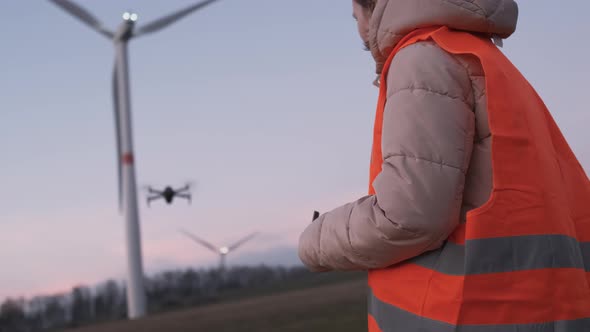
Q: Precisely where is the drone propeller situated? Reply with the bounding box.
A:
[146,195,163,207]
[48,0,114,38]
[140,185,150,192]
[176,193,192,204]
[175,181,195,193]
[133,0,220,37]
[141,185,162,194]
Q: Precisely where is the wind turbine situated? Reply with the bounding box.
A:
[48,0,221,319]
[179,230,258,271]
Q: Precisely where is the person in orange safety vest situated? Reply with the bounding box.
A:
[298,1,590,331]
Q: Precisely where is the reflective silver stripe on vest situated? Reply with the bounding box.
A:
[410,235,589,275]
[368,290,590,332]
[581,242,590,269]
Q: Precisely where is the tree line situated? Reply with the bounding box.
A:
[0,265,313,332]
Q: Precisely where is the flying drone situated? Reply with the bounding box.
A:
[144,183,193,206]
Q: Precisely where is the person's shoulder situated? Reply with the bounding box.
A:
[396,40,450,60]
[386,41,473,99]
[390,41,464,75]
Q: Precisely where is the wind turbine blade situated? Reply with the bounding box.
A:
[134,0,220,37]
[49,0,114,38]
[228,232,258,252]
[112,62,123,211]
[179,229,219,253]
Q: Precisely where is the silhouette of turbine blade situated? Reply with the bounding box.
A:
[133,0,220,37]
[179,229,219,253]
[228,232,258,252]
[49,0,114,38]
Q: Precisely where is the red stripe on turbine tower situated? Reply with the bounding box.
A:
[122,153,134,165]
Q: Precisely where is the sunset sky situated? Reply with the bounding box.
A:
[1,0,588,300]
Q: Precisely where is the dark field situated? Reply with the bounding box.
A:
[62,274,368,332]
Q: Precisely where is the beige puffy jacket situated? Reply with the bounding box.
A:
[298,0,519,272]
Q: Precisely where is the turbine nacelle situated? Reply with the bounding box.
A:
[122,12,139,22]
[179,230,258,270]
[115,13,136,41]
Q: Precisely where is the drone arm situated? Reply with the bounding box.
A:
[147,195,162,207]
[148,188,163,194]
[174,185,191,193]
[179,194,191,205]
[177,193,191,201]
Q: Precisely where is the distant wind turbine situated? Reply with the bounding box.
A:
[179,230,258,271]
[48,0,221,319]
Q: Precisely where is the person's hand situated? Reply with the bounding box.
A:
[312,211,320,222]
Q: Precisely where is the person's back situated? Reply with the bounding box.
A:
[368,0,517,230]
[299,1,590,331]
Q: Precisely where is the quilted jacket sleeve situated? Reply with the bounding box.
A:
[298,42,476,272]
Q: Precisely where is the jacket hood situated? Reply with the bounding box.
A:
[368,0,519,74]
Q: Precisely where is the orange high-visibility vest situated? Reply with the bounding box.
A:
[368,26,590,331]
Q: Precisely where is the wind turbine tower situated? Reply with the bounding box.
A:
[49,0,221,319]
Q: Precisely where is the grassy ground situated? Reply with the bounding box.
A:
[62,273,368,332]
